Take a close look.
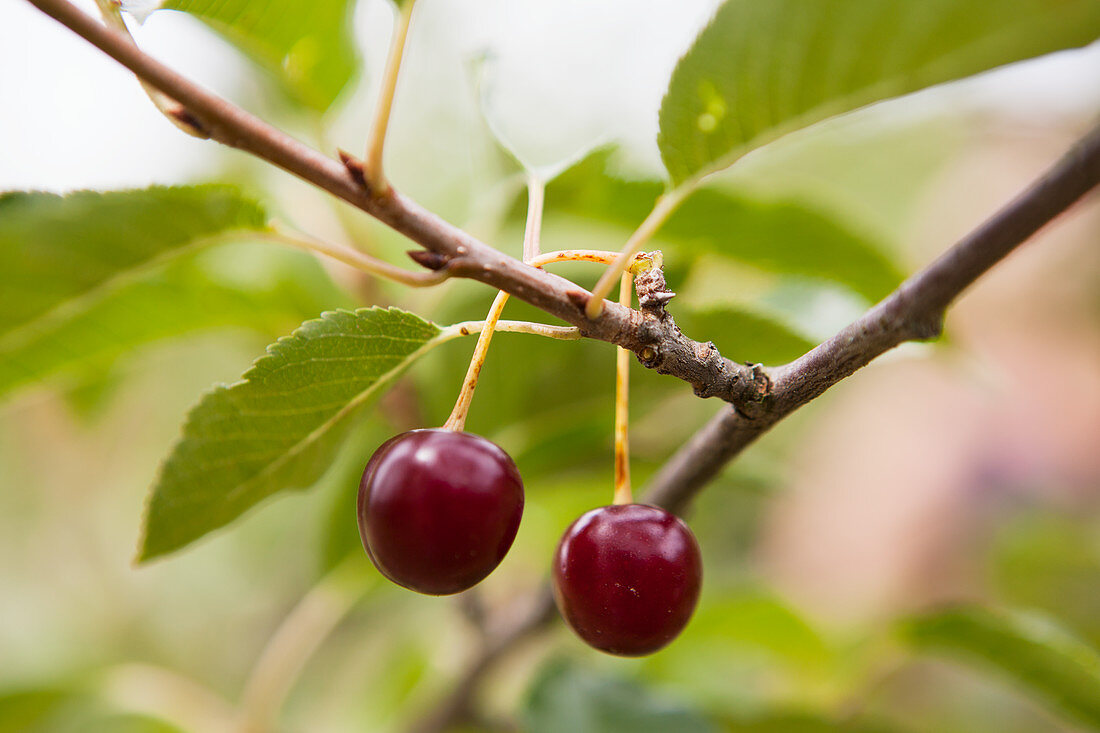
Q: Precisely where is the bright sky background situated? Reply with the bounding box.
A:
[1,0,1098,192]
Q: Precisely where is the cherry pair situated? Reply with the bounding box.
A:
[357,429,701,656]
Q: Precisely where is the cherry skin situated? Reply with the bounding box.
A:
[552,504,702,656]
[357,429,524,595]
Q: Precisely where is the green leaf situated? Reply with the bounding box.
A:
[899,605,1100,729]
[0,246,347,401]
[159,0,358,111]
[659,0,1100,185]
[545,152,905,302]
[523,658,718,733]
[0,187,266,338]
[722,713,898,733]
[0,688,70,732]
[138,307,446,562]
[676,307,814,365]
[0,189,352,403]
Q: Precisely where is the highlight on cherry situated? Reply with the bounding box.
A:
[354,247,704,655]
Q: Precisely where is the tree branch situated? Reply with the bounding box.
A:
[409,122,1100,732]
[25,0,765,412]
[23,0,1100,727]
[644,120,1100,511]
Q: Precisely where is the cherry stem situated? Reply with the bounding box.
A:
[522,175,545,263]
[262,226,449,287]
[443,289,509,432]
[586,186,689,319]
[612,270,633,505]
[443,319,580,341]
[442,249,621,432]
[364,0,416,193]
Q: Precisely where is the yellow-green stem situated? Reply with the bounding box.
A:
[522,175,545,263]
[586,186,689,319]
[443,289,510,431]
[365,0,416,192]
[612,270,633,505]
[264,227,448,287]
[442,248,621,432]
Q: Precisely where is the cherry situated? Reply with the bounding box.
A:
[357,429,524,595]
[552,503,702,656]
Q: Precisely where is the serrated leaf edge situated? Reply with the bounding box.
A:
[135,307,453,563]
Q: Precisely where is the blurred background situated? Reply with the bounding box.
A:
[1,0,1099,731]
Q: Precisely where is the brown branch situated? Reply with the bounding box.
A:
[644,120,1100,511]
[23,0,1100,727]
[24,0,764,413]
[409,122,1100,732]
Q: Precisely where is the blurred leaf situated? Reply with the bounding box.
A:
[546,153,905,302]
[990,514,1100,648]
[0,246,345,401]
[639,587,837,716]
[677,307,814,365]
[315,418,392,575]
[658,0,1100,185]
[76,713,184,733]
[0,688,70,732]
[723,712,898,732]
[899,605,1100,729]
[0,187,266,336]
[0,188,303,401]
[159,0,358,111]
[523,658,718,733]
[138,307,445,562]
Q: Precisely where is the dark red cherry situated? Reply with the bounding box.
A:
[357,429,524,595]
[552,504,702,656]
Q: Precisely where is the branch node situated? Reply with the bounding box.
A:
[407,249,449,271]
[638,345,659,368]
[730,363,771,419]
[566,288,591,313]
[910,312,945,341]
[165,105,210,139]
[337,149,368,190]
[633,251,676,313]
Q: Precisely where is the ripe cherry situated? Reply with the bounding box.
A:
[357,429,524,595]
[552,503,702,656]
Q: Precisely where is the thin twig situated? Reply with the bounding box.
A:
[364,0,416,191]
[409,122,1100,731]
[24,0,765,411]
[442,248,623,430]
[22,1,1100,726]
[443,319,581,340]
[522,175,545,263]
[263,227,450,287]
[585,187,689,318]
[644,121,1100,512]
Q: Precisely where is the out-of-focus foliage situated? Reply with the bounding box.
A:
[0,188,318,399]
[0,686,182,733]
[659,0,1100,184]
[900,605,1100,729]
[523,658,718,733]
[157,0,359,111]
[4,0,1100,731]
[0,187,264,334]
[544,152,906,302]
